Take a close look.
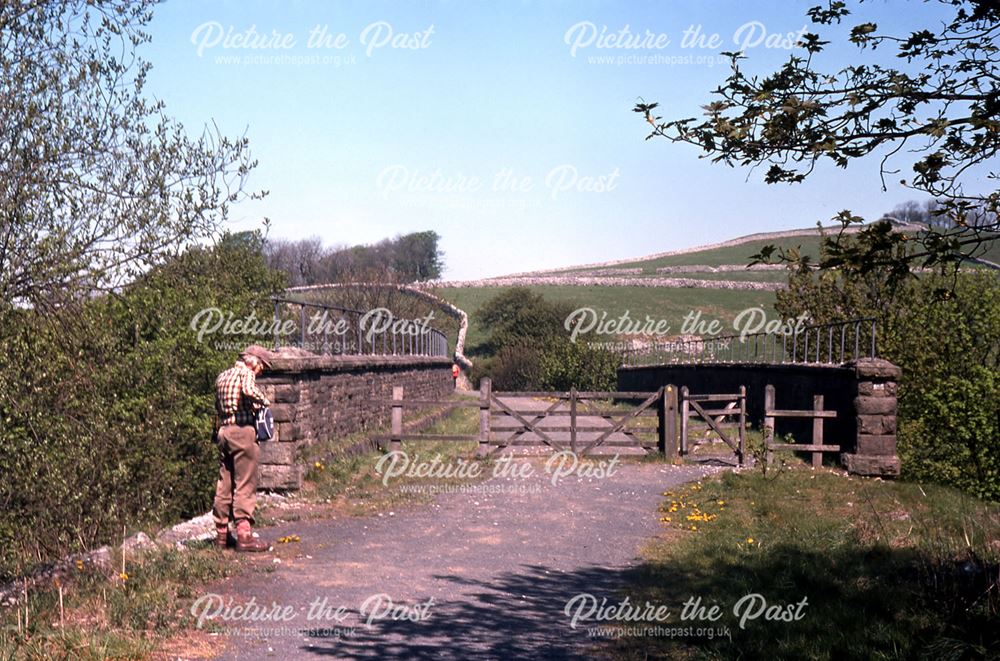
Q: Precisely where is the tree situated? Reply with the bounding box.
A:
[473,288,618,391]
[264,230,445,286]
[476,287,573,355]
[635,0,1000,281]
[0,1,262,310]
[776,261,1000,499]
[393,230,444,281]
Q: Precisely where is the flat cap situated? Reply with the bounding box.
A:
[240,344,274,369]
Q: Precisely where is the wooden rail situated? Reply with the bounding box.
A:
[680,386,747,466]
[369,379,679,457]
[764,384,840,468]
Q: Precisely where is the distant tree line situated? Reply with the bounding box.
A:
[883,200,999,232]
[264,230,444,286]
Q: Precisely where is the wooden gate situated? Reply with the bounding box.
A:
[373,379,680,457]
[487,385,666,456]
[679,386,747,466]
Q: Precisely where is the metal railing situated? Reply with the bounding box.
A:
[621,318,877,367]
[271,297,450,358]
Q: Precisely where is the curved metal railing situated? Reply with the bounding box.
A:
[621,318,877,367]
[271,297,449,358]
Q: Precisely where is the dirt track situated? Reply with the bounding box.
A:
[202,457,717,660]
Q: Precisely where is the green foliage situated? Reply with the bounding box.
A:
[637,0,1000,278]
[473,288,619,391]
[0,233,285,580]
[617,470,1000,659]
[776,267,1000,499]
[0,0,262,307]
[265,230,444,286]
[900,369,1000,500]
[475,287,571,355]
[538,340,619,392]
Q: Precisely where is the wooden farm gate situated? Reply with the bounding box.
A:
[679,386,747,466]
[372,379,683,457]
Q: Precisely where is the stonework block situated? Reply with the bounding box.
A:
[273,386,300,403]
[841,453,901,477]
[270,404,296,423]
[277,422,302,441]
[259,464,303,490]
[854,396,897,415]
[856,434,897,456]
[849,358,902,380]
[858,414,891,435]
[259,441,297,465]
[857,381,898,397]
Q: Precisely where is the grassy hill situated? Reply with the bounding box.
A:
[434,285,778,349]
[431,225,999,351]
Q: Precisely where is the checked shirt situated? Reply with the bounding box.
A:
[215,361,271,426]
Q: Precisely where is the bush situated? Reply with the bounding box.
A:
[473,288,620,391]
[0,232,285,580]
[777,268,1000,499]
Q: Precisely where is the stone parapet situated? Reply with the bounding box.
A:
[254,351,453,490]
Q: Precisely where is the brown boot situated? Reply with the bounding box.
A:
[215,525,234,549]
[235,521,270,553]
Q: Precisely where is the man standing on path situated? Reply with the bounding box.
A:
[213,345,273,552]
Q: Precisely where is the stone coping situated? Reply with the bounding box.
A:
[263,352,451,374]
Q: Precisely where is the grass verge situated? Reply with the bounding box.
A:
[0,546,233,660]
[598,467,1000,660]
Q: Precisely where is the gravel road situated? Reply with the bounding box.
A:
[200,399,721,660]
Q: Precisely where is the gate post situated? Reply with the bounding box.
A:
[764,384,775,468]
[390,386,403,453]
[738,385,747,467]
[679,386,690,455]
[659,385,679,460]
[812,394,824,468]
[477,377,492,458]
[569,387,578,454]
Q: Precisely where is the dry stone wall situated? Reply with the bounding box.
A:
[255,353,453,490]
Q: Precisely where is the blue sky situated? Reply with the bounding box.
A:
[144,0,961,279]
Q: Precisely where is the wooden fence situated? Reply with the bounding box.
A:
[763,384,840,467]
[680,386,747,466]
[371,380,843,467]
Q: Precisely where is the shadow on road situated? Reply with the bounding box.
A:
[301,562,629,659]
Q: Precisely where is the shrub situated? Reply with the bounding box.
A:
[0,232,285,579]
[777,267,1000,499]
[473,289,620,391]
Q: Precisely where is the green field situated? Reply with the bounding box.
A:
[431,228,998,355]
[434,285,778,350]
[554,229,1000,275]
[560,235,828,274]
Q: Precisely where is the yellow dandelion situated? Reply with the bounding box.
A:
[690,525,698,531]
[119,572,128,582]
[746,537,754,544]
[717,500,725,506]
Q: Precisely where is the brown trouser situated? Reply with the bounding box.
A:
[212,424,259,527]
